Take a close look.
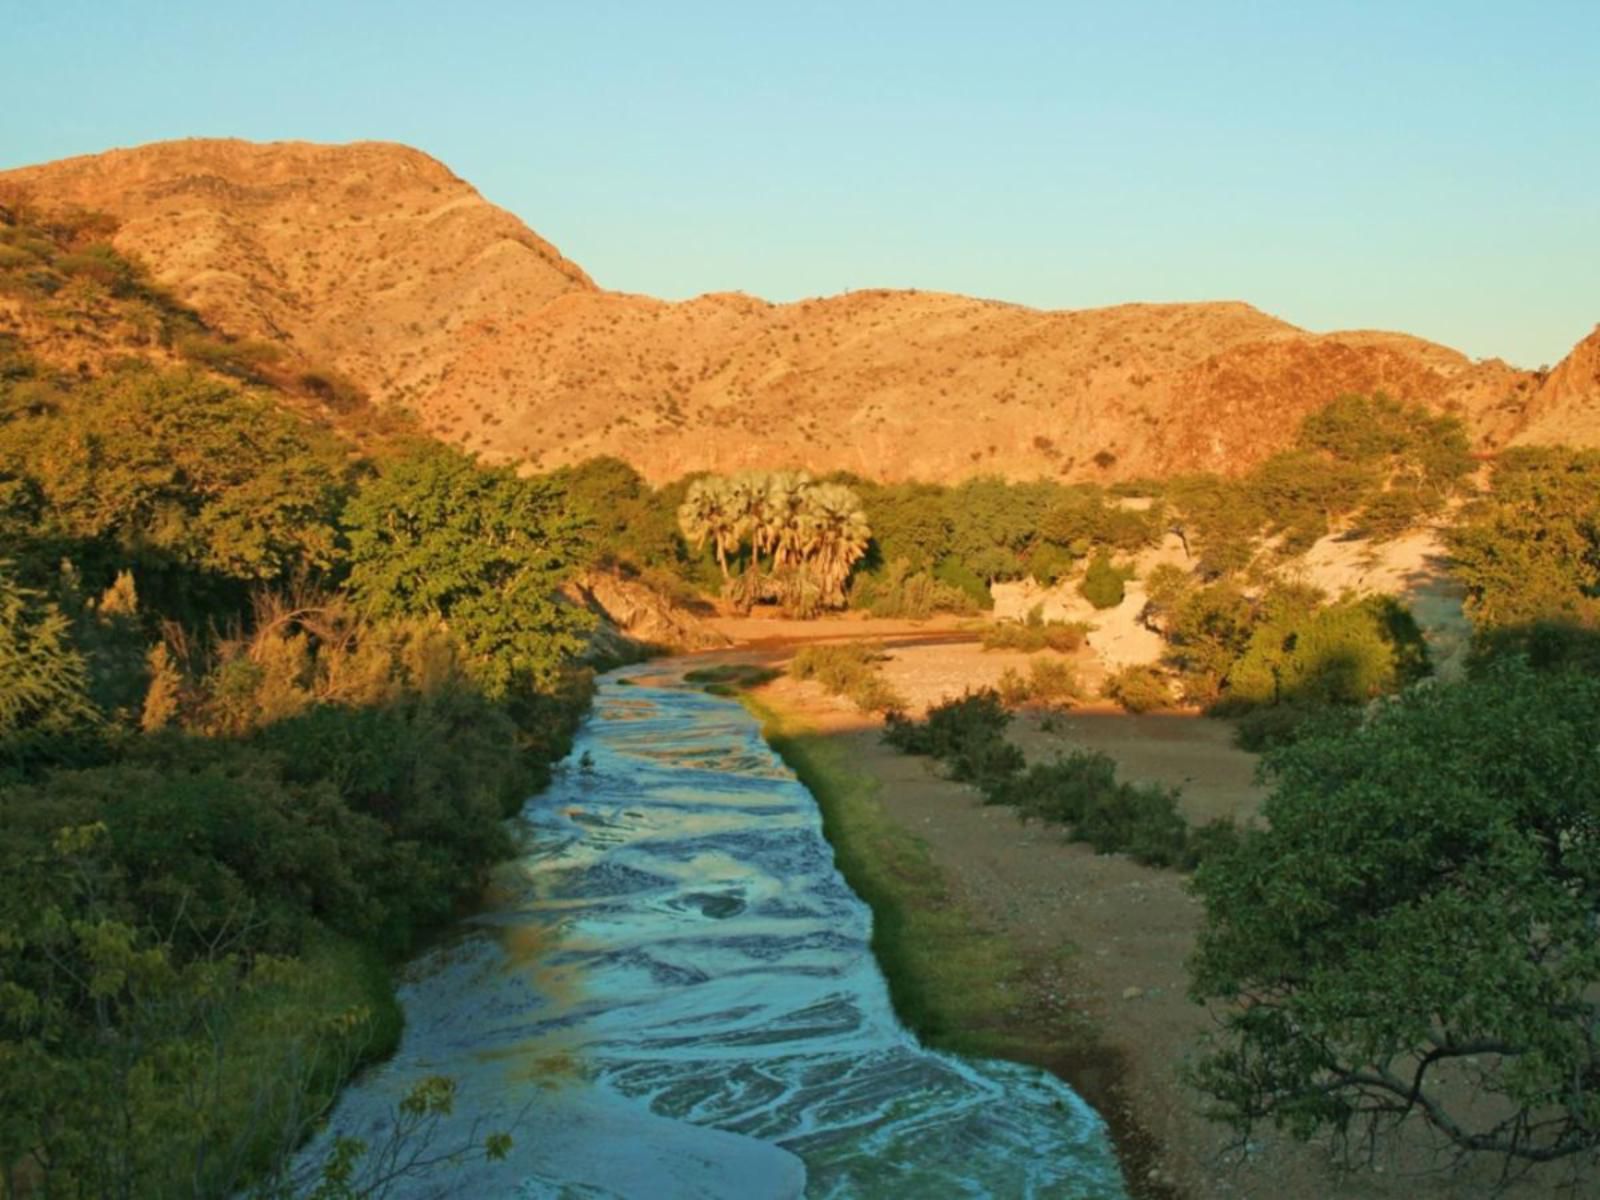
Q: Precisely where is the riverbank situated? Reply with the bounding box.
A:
[746,694,1176,1199]
[696,618,1561,1199]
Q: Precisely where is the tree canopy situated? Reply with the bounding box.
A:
[342,441,594,696]
[1189,660,1600,1172]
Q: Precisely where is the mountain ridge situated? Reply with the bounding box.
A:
[3,137,1593,482]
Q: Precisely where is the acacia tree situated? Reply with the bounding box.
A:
[1188,660,1600,1177]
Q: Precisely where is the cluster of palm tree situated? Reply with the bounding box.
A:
[677,471,871,613]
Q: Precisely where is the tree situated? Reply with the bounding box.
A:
[1189,661,1600,1176]
[677,477,746,579]
[1079,552,1126,610]
[801,482,871,606]
[1225,593,1429,707]
[1448,447,1600,629]
[0,366,352,589]
[342,442,592,697]
[0,564,101,770]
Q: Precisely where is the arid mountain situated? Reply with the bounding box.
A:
[1,138,1576,483]
[1512,325,1600,449]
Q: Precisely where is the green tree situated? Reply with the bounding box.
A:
[0,564,101,770]
[342,442,592,696]
[1189,661,1600,1174]
[1448,447,1600,629]
[1079,551,1126,610]
[1225,593,1428,707]
[0,366,352,589]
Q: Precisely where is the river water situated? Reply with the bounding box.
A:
[307,667,1127,1198]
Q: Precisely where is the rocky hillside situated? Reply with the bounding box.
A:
[4,138,1589,483]
[1512,324,1600,449]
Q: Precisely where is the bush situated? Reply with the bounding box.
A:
[1079,552,1126,609]
[850,558,978,618]
[985,750,1219,869]
[883,688,1022,787]
[1230,699,1356,752]
[932,554,993,609]
[1102,664,1172,713]
[789,642,906,713]
[979,618,1091,653]
[1226,594,1429,708]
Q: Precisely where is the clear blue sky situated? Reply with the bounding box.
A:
[4,1,1595,366]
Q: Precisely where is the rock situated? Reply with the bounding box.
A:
[567,568,731,656]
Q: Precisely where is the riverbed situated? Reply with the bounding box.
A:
[303,666,1127,1198]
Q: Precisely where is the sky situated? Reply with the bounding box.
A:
[3,1,1596,367]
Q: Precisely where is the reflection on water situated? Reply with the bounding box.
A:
[305,669,1126,1198]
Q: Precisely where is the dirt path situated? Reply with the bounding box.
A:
[683,616,1565,1199]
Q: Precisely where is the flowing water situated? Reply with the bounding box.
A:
[307,667,1127,1198]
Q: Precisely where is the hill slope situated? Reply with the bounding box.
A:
[0,138,1567,483]
[1512,325,1600,449]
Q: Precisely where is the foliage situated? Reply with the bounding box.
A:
[996,657,1082,709]
[0,366,353,595]
[789,642,906,713]
[0,564,102,772]
[848,557,978,618]
[1162,583,1259,703]
[989,751,1202,868]
[1079,551,1128,609]
[931,553,993,609]
[1223,593,1429,708]
[552,455,689,574]
[883,689,1024,788]
[342,441,593,696]
[979,614,1090,653]
[679,470,871,612]
[1447,446,1600,631]
[1101,663,1172,713]
[1189,661,1600,1173]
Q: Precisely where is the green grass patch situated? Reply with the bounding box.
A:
[683,663,781,696]
[744,696,1088,1062]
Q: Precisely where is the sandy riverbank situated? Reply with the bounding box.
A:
[677,615,1563,1199]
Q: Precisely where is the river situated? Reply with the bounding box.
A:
[304,666,1127,1198]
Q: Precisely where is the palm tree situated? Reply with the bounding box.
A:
[799,482,870,607]
[760,471,812,569]
[678,477,742,579]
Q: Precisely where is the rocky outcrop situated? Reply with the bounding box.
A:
[569,570,731,657]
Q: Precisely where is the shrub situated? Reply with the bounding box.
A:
[1231,698,1357,752]
[1079,552,1126,609]
[979,618,1091,653]
[1102,664,1172,713]
[883,688,1022,786]
[996,667,1031,708]
[1225,595,1428,708]
[985,750,1216,868]
[850,558,978,618]
[789,642,906,713]
[932,554,993,609]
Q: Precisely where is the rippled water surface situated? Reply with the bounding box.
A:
[311,669,1127,1198]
